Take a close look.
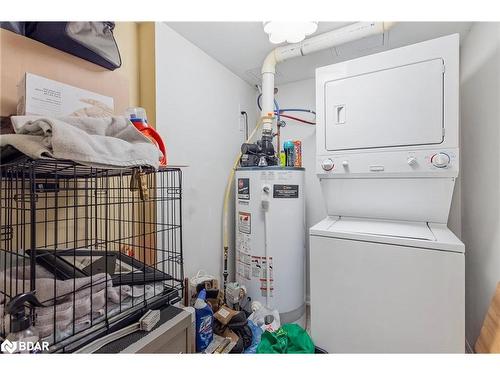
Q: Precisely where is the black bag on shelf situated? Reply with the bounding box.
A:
[24,22,122,71]
[0,22,27,35]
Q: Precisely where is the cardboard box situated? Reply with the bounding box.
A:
[202,333,237,354]
[214,305,239,326]
[17,73,114,117]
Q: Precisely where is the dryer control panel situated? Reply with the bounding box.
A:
[316,148,458,177]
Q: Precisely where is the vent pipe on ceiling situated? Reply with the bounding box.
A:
[259,21,396,132]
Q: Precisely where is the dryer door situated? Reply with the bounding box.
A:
[324,58,444,151]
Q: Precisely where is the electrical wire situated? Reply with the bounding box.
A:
[278,108,316,115]
[280,113,316,125]
[257,93,316,124]
[257,93,315,114]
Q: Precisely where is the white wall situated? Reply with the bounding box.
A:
[155,23,257,281]
[460,22,500,347]
[275,79,326,301]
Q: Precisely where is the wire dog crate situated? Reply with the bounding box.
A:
[0,157,183,352]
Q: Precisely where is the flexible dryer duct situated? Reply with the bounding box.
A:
[222,21,396,293]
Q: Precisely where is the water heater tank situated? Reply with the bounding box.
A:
[235,167,305,325]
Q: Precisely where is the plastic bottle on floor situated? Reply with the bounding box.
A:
[194,289,213,352]
[248,301,280,332]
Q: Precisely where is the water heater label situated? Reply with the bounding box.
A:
[251,256,262,278]
[236,260,251,281]
[273,184,299,198]
[237,178,250,200]
[238,211,251,234]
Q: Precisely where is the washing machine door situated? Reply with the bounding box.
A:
[309,217,465,353]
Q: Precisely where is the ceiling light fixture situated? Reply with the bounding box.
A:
[263,21,318,44]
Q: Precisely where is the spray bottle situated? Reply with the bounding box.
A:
[4,292,45,353]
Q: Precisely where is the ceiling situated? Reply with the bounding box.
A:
[166,22,473,86]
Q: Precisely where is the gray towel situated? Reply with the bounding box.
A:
[0,266,111,305]
[1,116,161,169]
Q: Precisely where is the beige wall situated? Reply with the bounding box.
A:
[138,23,157,129]
[1,23,156,121]
[0,28,129,116]
[114,22,140,108]
[115,22,157,128]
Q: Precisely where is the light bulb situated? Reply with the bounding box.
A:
[263,21,318,44]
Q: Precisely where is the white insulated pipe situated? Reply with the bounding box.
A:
[260,21,396,132]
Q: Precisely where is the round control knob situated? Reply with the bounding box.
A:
[321,158,334,171]
[431,153,450,168]
[342,160,349,168]
[407,156,417,167]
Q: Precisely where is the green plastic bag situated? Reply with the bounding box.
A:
[257,323,315,354]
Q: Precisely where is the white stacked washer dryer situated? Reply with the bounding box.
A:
[310,34,465,353]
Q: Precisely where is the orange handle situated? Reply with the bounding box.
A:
[131,120,167,165]
[144,127,167,165]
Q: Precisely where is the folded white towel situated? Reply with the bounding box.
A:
[1,116,161,169]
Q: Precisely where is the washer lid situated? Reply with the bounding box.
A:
[310,216,464,253]
[329,217,435,240]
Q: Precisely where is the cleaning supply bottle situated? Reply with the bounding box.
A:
[194,289,213,352]
[279,151,286,167]
[4,292,45,353]
[125,107,167,166]
[284,141,295,167]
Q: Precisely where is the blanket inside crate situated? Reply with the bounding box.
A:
[0,265,163,343]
